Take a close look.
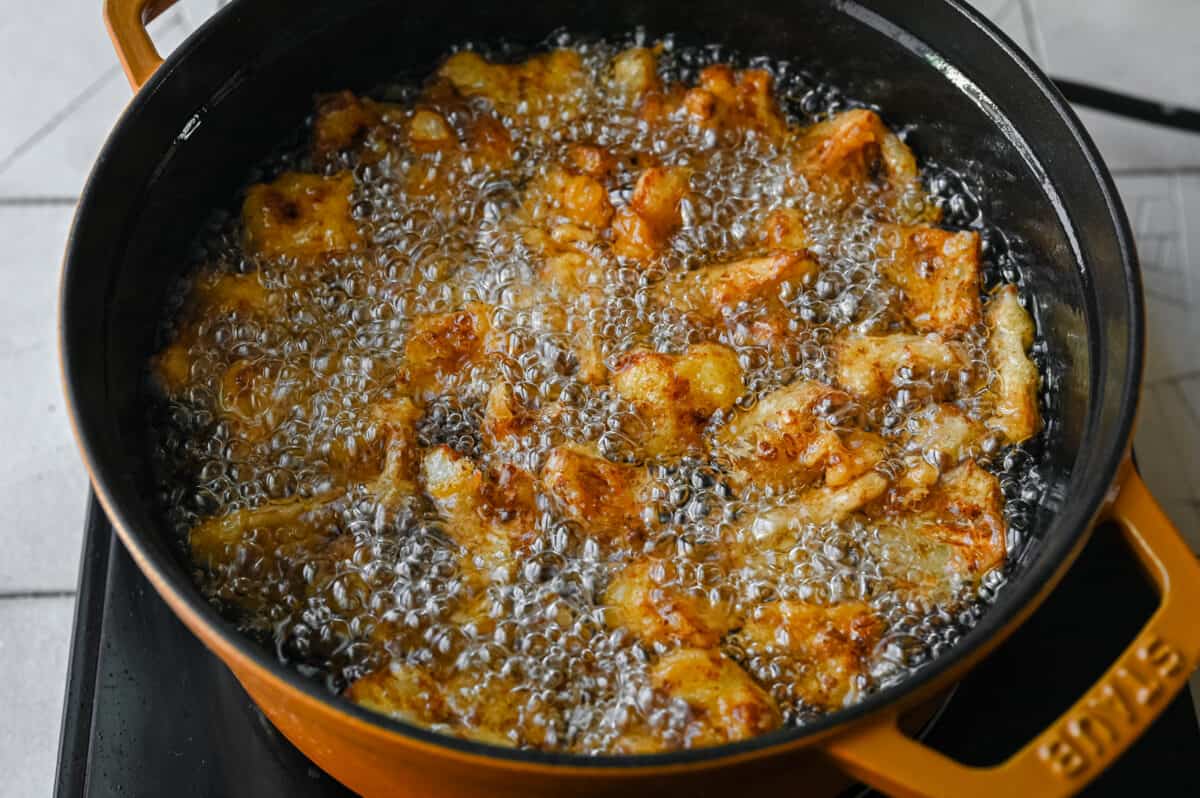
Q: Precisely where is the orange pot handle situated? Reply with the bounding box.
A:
[824,468,1200,798]
[103,0,179,90]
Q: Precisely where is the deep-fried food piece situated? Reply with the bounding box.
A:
[312,91,386,166]
[421,445,537,567]
[706,251,818,315]
[191,271,270,315]
[482,381,530,449]
[657,251,817,348]
[572,322,609,385]
[613,342,744,458]
[605,559,737,648]
[716,380,886,490]
[189,492,341,574]
[913,461,1006,572]
[402,302,497,397]
[880,224,982,336]
[523,221,605,296]
[532,167,614,230]
[745,472,890,543]
[463,114,515,170]
[794,109,920,209]
[985,285,1040,445]
[408,109,456,149]
[612,166,692,260]
[542,444,650,544]
[612,47,661,101]
[438,49,588,115]
[568,144,617,180]
[696,251,818,319]
[631,166,691,237]
[336,395,424,492]
[153,273,275,396]
[738,600,883,711]
[762,208,809,251]
[716,380,852,489]
[834,332,968,402]
[216,357,303,441]
[825,430,890,488]
[154,339,194,396]
[892,403,985,505]
[347,665,531,747]
[345,662,449,730]
[874,460,1006,596]
[648,648,781,747]
[242,171,360,260]
[682,65,787,140]
[398,86,516,199]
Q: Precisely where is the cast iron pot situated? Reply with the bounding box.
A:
[60,0,1200,795]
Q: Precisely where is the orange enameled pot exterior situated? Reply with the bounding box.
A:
[90,1,1200,796]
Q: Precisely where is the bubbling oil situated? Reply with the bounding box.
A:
[149,31,1055,751]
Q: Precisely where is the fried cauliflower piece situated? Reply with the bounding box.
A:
[612,342,744,458]
[568,144,618,180]
[612,166,692,260]
[347,664,536,747]
[716,380,853,489]
[834,332,968,403]
[542,444,651,544]
[398,86,516,199]
[524,225,605,297]
[408,108,455,149]
[402,302,497,397]
[242,171,360,260]
[794,109,921,211]
[605,559,737,648]
[192,271,270,315]
[530,167,614,230]
[985,285,1040,445]
[312,91,386,167]
[648,649,782,747]
[871,460,1007,606]
[341,395,424,493]
[153,272,275,396]
[703,251,819,316]
[420,445,537,568]
[880,225,982,336]
[216,357,305,441]
[682,65,788,141]
[745,472,890,544]
[189,492,341,575]
[345,661,449,730]
[438,49,588,115]
[612,47,661,102]
[738,600,884,711]
[482,381,530,450]
[762,207,809,251]
[657,251,817,348]
[154,340,193,396]
[892,403,986,505]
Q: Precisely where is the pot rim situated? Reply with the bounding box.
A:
[58,0,1144,771]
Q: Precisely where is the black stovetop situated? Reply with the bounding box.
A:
[54,494,1200,797]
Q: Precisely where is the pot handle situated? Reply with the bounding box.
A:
[823,468,1200,798]
[103,0,179,90]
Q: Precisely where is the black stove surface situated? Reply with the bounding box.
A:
[54,495,1200,797]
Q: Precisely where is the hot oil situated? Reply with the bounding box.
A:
[149,31,1055,751]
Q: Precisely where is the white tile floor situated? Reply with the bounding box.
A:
[2,2,1199,795]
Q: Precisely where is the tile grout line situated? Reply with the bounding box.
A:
[0,67,121,177]
[0,196,79,207]
[0,590,76,601]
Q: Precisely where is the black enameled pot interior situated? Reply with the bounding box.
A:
[60,0,1141,767]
